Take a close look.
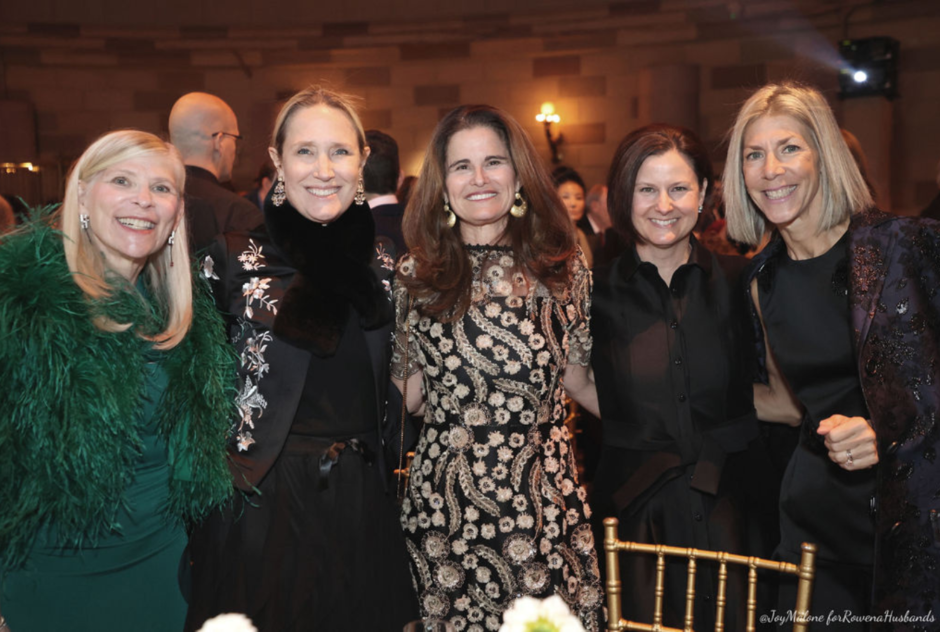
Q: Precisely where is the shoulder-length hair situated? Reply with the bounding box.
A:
[61,129,191,350]
[723,82,874,245]
[401,104,575,321]
[271,86,367,158]
[606,123,713,244]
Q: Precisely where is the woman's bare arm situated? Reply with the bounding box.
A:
[564,363,600,418]
[751,278,803,426]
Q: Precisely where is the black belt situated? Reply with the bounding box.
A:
[283,434,373,490]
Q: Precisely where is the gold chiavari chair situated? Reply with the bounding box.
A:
[603,517,817,632]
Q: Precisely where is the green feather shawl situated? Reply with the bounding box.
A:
[0,220,237,572]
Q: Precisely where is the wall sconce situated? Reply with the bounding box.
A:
[535,102,563,165]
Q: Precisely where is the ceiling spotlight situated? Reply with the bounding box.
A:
[839,37,899,99]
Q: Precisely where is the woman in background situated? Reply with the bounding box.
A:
[0,130,235,631]
[552,165,595,268]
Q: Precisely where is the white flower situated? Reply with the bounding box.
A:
[197,613,258,632]
[498,595,585,632]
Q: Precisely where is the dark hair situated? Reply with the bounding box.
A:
[401,104,575,321]
[255,161,275,184]
[551,165,586,194]
[397,175,418,208]
[363,129,400,195]
[607,124,713,243]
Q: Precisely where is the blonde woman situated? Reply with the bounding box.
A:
[0,130,235,631]
[184,87,417,631]
[725,82,940,625]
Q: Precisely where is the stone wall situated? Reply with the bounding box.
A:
[2,0,939,213]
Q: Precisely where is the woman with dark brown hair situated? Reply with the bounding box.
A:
[582,124,777,630]
[392,104,602,631]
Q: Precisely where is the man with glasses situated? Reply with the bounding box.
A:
[169,92,262,253]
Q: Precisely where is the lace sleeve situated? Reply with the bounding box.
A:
[390,255,422,380]
[566,247,593,367]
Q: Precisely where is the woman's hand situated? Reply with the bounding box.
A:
[817,415,878,470]
[564,363,600,418]
[392,370,426,417]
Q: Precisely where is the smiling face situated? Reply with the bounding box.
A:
[269,104,368,224]
[444,125,519,244]
[631,149,705,259]
[79,155,183,282]
[558,181,585,222]
[742,114,822,232]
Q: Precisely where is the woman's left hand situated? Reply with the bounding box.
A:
[817,414,879,470]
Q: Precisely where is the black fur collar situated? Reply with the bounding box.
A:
[263,195,392,357]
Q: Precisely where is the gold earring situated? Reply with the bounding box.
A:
[510,191,527,218]
[272,175,286,207]
[443,200,456,228]
[355,177,366,205]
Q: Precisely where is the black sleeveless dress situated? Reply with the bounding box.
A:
[757,232,876,629]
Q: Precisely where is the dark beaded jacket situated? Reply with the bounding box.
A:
[748,208,940,625]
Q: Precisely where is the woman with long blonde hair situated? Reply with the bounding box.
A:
[0,129,235,631]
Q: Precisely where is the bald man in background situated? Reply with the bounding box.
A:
[169,92,262,253]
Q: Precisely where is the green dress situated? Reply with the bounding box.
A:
[1,354,189,631]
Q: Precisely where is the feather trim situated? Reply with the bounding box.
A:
[0,218,236,572]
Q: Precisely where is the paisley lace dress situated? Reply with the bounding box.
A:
[392,246,602,632]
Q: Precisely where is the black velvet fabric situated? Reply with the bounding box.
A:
[263,196,393,356]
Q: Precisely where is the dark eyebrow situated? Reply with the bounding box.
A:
[447,155,509,170]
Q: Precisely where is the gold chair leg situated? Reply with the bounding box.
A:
[604,518,623,632]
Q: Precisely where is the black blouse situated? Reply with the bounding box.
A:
[292,309,377,438]
[590,240,758,510]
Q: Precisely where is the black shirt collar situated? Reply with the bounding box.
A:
[618,234,712,281]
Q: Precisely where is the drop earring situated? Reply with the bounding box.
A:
[168,230,176,267]
[443,200,456,228]
[698,205,703,215]
[272,175,286,207]
[80,214,90,230]
[354,177,366,205]
[510,191,527,218]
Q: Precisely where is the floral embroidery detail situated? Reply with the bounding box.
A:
[229,240,281,452]
[234,376,265,452]
[202,255,220,280]
[394,248,600,631]
[376,243,395,272]
[237,239,266,271]
[241,331,272,381]
[242,277,278,319]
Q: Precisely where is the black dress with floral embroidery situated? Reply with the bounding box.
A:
[392,246,602,632]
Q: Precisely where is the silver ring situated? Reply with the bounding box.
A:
[846,449,854,466]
